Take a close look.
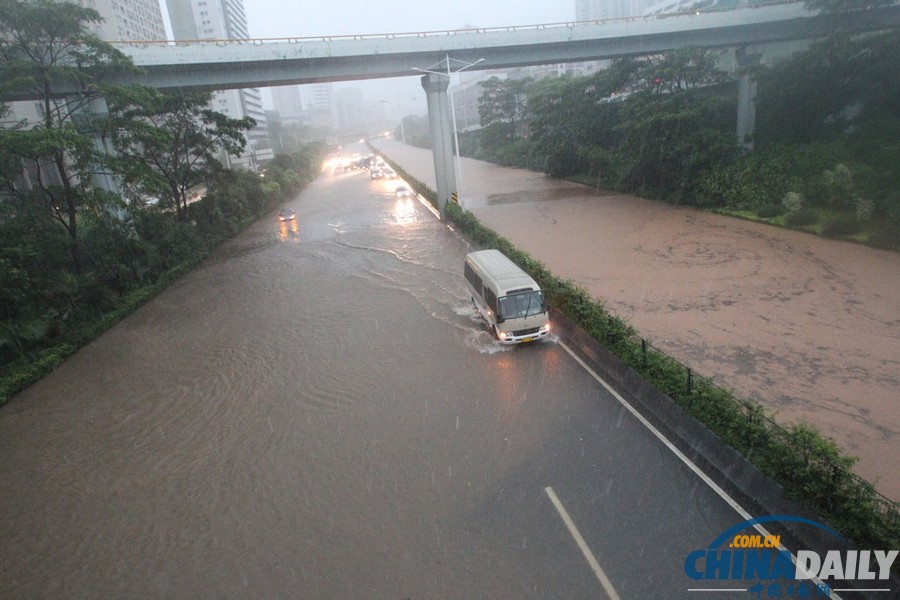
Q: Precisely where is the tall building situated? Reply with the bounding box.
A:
[166,0,270,168]
[576,0,657,20]
[335,87,365,133]
[271,85,305,123]
[74,0,167,41]
[300,83,338,132]
[9,0,172,194]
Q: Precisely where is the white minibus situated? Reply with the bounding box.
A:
[464,249,551,344]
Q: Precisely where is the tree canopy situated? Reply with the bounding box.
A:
[105,86,254,220]
[0,0,136,272]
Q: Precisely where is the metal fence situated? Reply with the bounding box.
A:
[631,332,899,526]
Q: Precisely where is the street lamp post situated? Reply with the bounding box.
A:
[380,97,418,145]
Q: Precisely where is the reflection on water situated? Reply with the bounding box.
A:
[392,197,417,226]
[278,219,299,241]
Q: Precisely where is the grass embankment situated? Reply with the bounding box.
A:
[0,211,259,405]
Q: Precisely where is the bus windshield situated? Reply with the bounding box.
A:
[498,291,545,320]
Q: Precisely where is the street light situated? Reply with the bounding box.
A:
[412,55,484,206]
[379,97,418,144]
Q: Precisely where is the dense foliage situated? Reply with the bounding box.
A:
[0,1,326,402]
[0,0,137,273]
[105,86,255,221]
[452,29,900,249]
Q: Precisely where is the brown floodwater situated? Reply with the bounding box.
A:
[2,152,793,598]
[373,139,900,502]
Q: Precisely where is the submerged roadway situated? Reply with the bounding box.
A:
[0,145,834,598]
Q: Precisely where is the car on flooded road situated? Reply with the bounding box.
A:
[277,208,296,222]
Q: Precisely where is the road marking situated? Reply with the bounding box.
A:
[557,341,843,600]
[545,486,622,600]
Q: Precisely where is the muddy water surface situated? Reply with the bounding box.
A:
[374,139,900,501]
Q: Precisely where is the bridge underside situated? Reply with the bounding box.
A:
[10,4,897,220]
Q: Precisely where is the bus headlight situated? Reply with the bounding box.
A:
[497,331,508,341]
[540,323,551,333]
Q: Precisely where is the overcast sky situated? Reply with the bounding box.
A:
[243,1,575,39]
[238,0,575,113]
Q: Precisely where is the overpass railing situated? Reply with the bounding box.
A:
[108,0,802,48]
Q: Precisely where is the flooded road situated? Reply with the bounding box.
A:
[0,150,771,598]
[372,139,900,502]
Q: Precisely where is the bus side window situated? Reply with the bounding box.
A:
[484,288,498,315]
[465,263,484,299]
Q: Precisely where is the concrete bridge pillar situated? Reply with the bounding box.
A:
[735,45,763,150]
[420,72,457,220]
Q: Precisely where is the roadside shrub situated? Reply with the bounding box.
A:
[785,208,818,228]
[854,196,874,221]
[869,200,900,249]
[757,204,785,218]
[822,214,861,238]
[261,181,282,196]
[442,199,898,567]
[493,139,533,169]
[782,191,804,213]
[823,163,855,209]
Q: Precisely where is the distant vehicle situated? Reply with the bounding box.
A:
[395,186,413,198]
[277,208,296,221]
[370,168,382,179]
[382,168,398,179]
[464,249,551,344]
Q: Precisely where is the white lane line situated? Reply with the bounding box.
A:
[557,341,843,600]
[545,486,622,600]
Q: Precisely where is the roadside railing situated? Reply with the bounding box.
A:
[628,332,900,548]
[423,187,899,561]
[106,1,801,48]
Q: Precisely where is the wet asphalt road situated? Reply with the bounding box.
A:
[1,149,788,599]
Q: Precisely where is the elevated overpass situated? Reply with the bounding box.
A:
[82,2,900,217]
[112,2,897,92]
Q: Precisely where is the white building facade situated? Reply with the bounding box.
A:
[74,0,167,41]
[166,0,270,168]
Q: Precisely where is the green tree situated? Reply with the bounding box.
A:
[756,31,900,145]
[637,46,727,94]
[105,86,254,221]
[0,0,136,272]
[477,76,532,145]
[526,63,638,178]
[618,89,738,201]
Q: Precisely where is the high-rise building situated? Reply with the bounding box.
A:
[9,0,172,194]
[166,0,269,168]
[73,0,167,41]
[271,85,305,123]
[300,83,338,132]
[576,0,658,20]
[335,87,365,132]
